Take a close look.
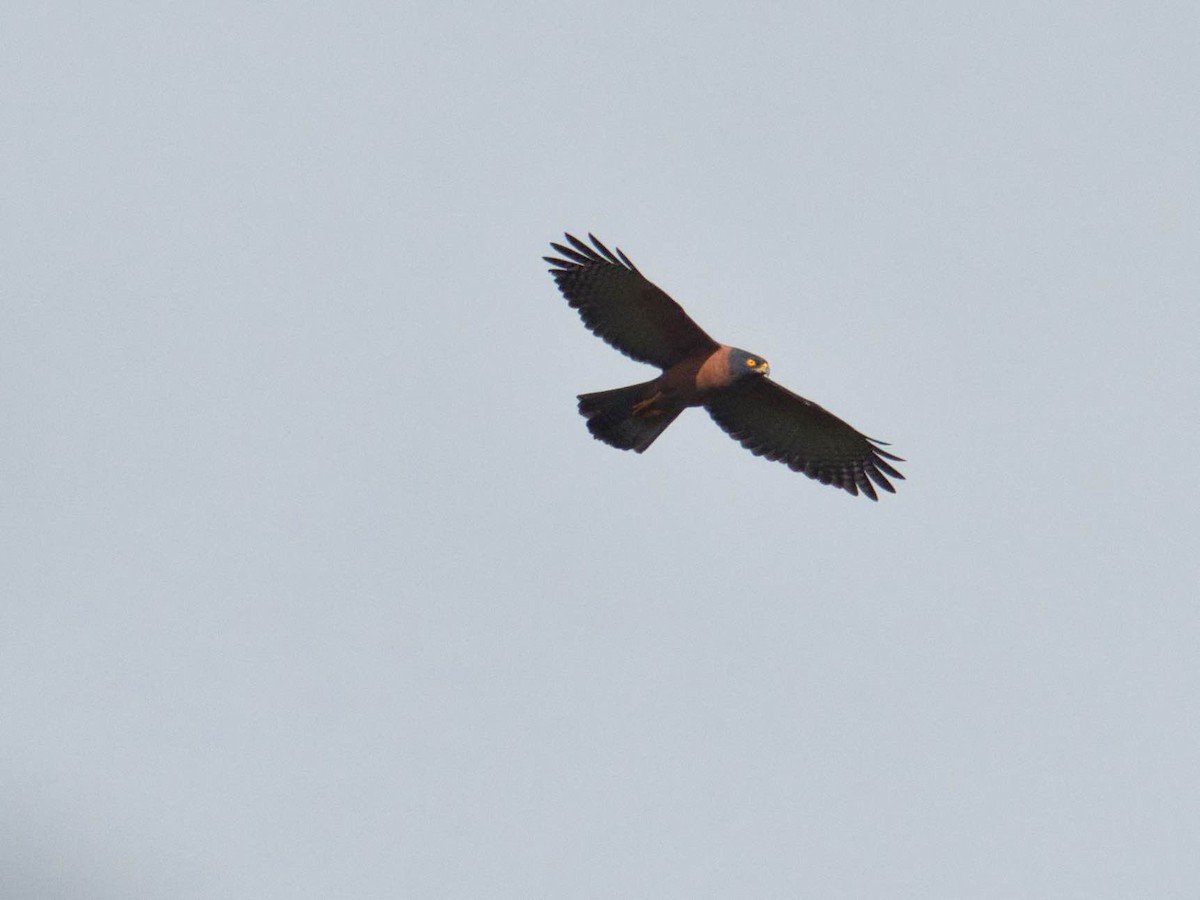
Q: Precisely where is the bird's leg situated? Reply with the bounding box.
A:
[631,391,666,418]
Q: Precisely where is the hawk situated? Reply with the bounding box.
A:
[546,233,904,500]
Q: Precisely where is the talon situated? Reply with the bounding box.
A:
[631,392,665,417]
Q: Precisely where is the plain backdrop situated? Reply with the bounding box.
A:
[4,2,1199,897]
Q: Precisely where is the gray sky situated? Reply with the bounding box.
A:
[4,2,1199,897]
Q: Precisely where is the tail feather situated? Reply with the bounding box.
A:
[577,381,682,453]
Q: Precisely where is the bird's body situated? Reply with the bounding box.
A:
[547,233,904,499]
[577,344,767,452]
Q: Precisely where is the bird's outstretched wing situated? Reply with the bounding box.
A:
[546,233,718,369]
[704,377,904,500]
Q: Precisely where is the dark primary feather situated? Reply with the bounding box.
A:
[546,233,718,369]
[704,377,905,500]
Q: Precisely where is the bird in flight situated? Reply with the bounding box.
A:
[546,233,904,500]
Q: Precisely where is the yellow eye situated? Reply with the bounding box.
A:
[746,358,757,366]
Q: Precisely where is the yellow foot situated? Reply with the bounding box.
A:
[631,392,666,417]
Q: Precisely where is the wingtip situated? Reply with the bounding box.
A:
[548,231,638,273]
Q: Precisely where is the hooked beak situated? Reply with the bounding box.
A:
[757,361,771,376]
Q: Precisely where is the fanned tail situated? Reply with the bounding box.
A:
[577,381,682,453]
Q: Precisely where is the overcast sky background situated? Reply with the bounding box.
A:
[4,2,1199,897]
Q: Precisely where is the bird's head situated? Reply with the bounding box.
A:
[728,347,771,379]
